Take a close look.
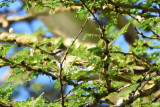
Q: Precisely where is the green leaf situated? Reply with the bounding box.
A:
[119,83,138,97]
[137,17,160,29]
[98,39,104,46]
[69,45,88,60]
[129,67,134,74]
[7,68,24,82]
[47,102,61,107]
[83,33,98,40]
[151,102,160,107]
[31,92,44,106]
[114,22,130,39]
[132,98,143,106]
[0,82,15,100]
[88,46,104,58]
[39,38,56,46]
[76,7,88,19]
[71,70,88,79]
[0,43,12,56]
[52,37,64,50]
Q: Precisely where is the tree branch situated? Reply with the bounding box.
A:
[107,0,160,14]
[118,80,160,106]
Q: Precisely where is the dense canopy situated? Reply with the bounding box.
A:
[0,0,160,107]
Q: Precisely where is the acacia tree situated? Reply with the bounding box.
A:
[1,0,160,107]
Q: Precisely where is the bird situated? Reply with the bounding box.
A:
[51,49,97,80]
[50,49,132,82]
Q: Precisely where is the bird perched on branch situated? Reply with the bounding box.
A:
[51,49,94,73]
[51,49,132,82]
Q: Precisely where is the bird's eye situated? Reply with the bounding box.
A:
[57,49,62,53]
[51,49,63,55]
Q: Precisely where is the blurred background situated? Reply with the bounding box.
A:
[1,0,159,105]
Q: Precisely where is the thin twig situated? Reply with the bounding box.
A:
[118,70,153,106]
[0,55,58,80]
[132,51,152,67]
[0,101,13,107]
[134,27,160,41]
[80,0,106,40]
[107,0,160,14]
[59,19,89,107]
[132,70,152,96]
[58,1,98,106]
[120,70,153,106]
[80,0,112,106]
[109,50,133,55]
[152,93,160,102]
[119,79,160,106]
[109,50,152,67]
[130,15,160,38]
[58,6,93,107]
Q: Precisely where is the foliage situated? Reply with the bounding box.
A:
[0,0,160,107]
[0,0,15,8]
